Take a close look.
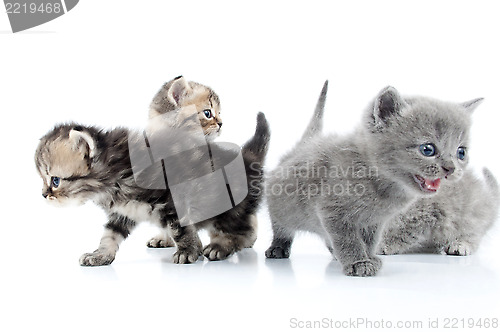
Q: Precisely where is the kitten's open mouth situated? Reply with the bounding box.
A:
[413,175,441,193]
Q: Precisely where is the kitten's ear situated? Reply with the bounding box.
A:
[461,98,484,114]
[167,76,192,106]
[373,86,407,127]
[69,128,96,158]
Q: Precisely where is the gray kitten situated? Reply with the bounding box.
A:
[265,85,482,276]
[379,168,498,255]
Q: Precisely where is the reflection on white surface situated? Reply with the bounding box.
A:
[1,199,499,332]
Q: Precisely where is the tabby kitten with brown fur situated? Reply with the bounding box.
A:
[35,113,270,265]
[148,76,223,139]
[146,76,231,248]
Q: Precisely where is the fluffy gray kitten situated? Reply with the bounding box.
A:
[379,168,498,255]
[265,85,482,276]
[35,113,270,265]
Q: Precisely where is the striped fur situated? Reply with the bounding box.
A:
[35,113,270,265]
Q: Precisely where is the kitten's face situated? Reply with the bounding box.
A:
[181,84,222,139]
[149,76,222,139]
[367,87,481,196]
[35,127,98,206]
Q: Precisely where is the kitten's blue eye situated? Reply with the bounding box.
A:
[457,147,466,160]
[203,109,212,119]
[419,143,436,157]
[51,177,60,188]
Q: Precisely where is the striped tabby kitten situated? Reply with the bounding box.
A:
[146,76,243,249]
[148,76,222,139]
[35,113,270,265]
[266,86,482,276]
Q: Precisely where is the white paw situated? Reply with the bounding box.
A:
[146,234,175,248]
[203,243,235,261]
[445,242,473,256]
[172,249,200,264]
[79,250,115,266]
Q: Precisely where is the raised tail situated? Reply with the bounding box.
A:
[300,80,329,142]
[483,167,499,200]
[242,112,271,162]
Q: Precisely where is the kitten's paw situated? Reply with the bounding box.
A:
[445,242,473,256]
[146,235,175,248]
[79,250,115,266]
[203,243,235,261]
[172,248,201,264]
[265,246,290,259]
[377,242,403,255]
[343,260,380,277]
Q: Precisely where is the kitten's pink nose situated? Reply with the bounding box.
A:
[42,192,49,198]
[218,122,223,128]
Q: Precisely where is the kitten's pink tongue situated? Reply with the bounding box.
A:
[424,178,441,191]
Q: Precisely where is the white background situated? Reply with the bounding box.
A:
[1,1,499,331]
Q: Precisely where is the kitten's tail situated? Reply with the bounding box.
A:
[483,167,499,200]
[300,80,329,143]
[242,112,271,162]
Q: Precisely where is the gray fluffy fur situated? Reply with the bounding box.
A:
[380,168,499,255]
[265,85,482,276]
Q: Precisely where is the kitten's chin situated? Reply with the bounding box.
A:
[205,129,221,141]
[45,196,86,207]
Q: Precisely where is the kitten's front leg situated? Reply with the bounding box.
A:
[444,240,475,256]
[442,227,479,256]
[165,218,202,264]
[378,218,426,255]
[80,213,136,266]
[360,224,386,269]
[323,217,379,277]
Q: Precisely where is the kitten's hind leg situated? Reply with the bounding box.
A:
[324,238,337,259]
[203,232,246,261]
[265,237,294,259]
[80,213,136,266]
[265,223,295,259]
[203,215,258,261]
[243,214,258,248]
[146,230,175,248]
